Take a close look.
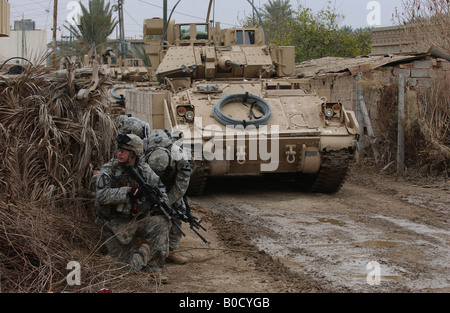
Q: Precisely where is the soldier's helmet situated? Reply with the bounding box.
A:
[145,129,175,176]
[147,148,171,176]
[116,133,144,157]
[117,115,148,139]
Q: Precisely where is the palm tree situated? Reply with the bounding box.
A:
[261,0,293,21]
[259,0,293,44]
[64,0,118,55]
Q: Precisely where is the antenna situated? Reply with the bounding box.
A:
[245,0,267,44]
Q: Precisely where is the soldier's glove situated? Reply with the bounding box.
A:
[128,187,143,200]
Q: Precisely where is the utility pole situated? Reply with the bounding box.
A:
[21,14,25,62]
[117,0,125,59]
[163,0,167,41]
[397,74,405,172]
[52,0,58,68]
[52,0,58,69]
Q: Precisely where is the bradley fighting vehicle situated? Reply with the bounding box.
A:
[128,2,360,196]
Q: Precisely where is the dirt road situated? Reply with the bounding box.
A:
[114,166,449,294]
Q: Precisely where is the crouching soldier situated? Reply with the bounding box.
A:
[95,133,171,283]
[117,115,194,264]
[145,129,194,264]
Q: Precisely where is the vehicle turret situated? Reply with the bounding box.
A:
[154,22,295,80]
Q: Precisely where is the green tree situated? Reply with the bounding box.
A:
[239,0,293,45]
[289,2,372,61]
[64,0,118,55]
[240,0,372,61]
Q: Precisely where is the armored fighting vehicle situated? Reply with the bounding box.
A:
[127,3,360,195]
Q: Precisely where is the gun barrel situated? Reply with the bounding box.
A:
[225,59,243,68]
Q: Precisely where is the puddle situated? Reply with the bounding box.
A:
[317,218,346,227]
[374,215,450,244]
[295,220,317,225]
[359,240,400,247]
[352,273,406,282]
[339,259,407,286]
[381,275,406,281]
[259,212,284,218]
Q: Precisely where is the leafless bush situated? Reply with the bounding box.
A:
[395,0,450,51]
[377,75,449,176]
[414,75,450,174]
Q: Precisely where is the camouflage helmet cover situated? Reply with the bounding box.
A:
[147,148,171,176]
[145,129,175,176]
[116,133,144,157]
[117,115,148,139]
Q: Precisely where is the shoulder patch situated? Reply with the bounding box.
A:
[97,174,111,189]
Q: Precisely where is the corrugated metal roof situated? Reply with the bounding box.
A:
[295,54,428,78]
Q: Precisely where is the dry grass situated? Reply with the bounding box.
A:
[0,58,115,200]
[395,0,450,52]
[0,57,123,292]
[415,76,450,174]
[376,75,449,176]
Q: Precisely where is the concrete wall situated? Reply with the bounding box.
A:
[309,72,356,111]
[308,56,450,138]
[370,25,446,56]
[371,26,418,55]
[0,29,47,63]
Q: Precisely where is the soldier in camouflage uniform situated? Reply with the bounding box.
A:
[145,129,193,264]
[117,115,193,264]
[95,132,171,282]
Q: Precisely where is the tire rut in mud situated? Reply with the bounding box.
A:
[198,205,334,293]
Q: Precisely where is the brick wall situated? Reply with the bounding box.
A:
[308,56,450,138]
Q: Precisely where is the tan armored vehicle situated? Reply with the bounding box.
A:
[127,4,360,195]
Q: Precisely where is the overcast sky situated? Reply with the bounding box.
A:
[8,0,405,43]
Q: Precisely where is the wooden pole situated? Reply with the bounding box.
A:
[356,73,365,159]
[163,0,167,40]
[52,0,58,69]
[356,72,380,163]
[118,0,125,58]
[397,74,405,172]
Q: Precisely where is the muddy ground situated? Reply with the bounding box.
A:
[98,165,449,294]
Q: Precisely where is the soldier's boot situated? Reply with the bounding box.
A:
[129,243,151,271]
[166,250,187,264]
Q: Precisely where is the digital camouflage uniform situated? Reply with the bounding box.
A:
[117,116,194,251]
[145,129,193,251]
[95,135,171,272]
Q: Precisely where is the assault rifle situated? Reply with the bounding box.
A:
[173,196,210,245]
[125,165,209,244]
[125,165,184,235]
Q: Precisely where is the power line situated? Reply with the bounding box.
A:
[137,0,238,27]
[124,8,142,28]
